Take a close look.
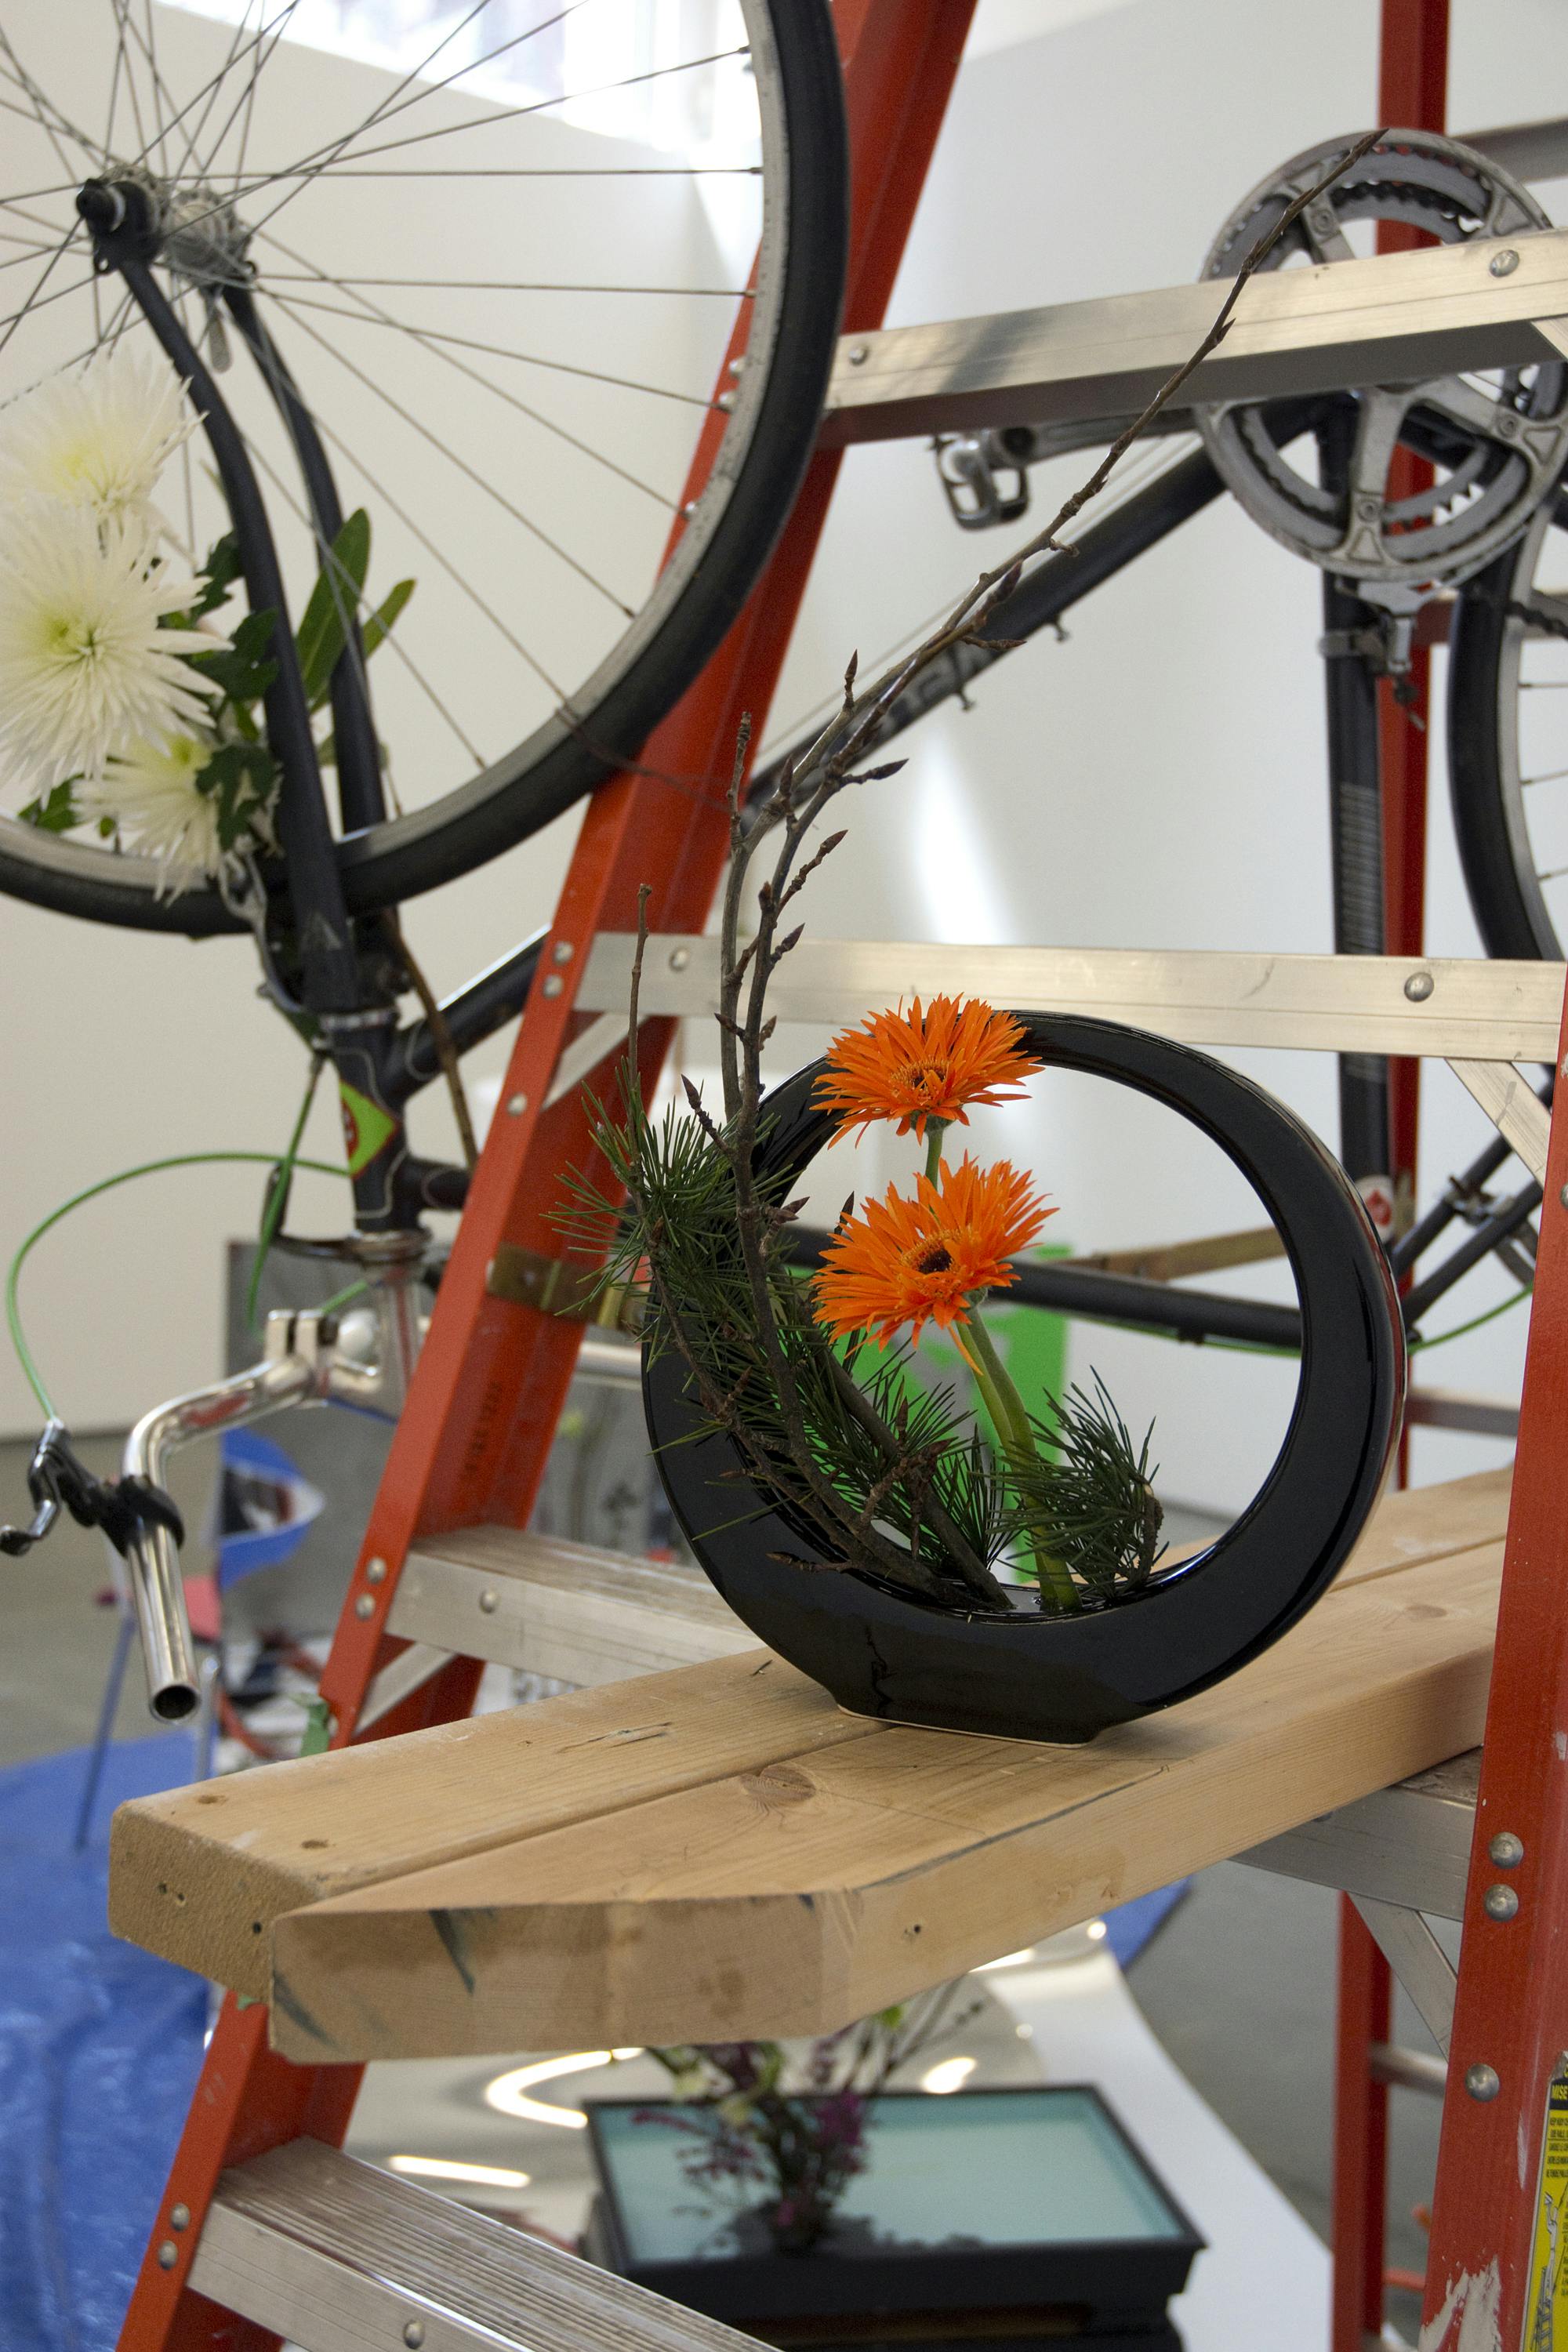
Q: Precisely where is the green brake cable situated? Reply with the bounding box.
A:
[6,1149,350,1422]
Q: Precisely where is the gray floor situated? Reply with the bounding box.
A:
[0,1437,1441,2337]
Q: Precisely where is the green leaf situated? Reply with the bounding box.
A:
[187,605,280,706]
[296,509,371,707]
[18,779,82,832]
[190,531,243,622]
[193,738,280,852]
[361,577,414,663]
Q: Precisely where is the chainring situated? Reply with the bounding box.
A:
[1197,130,1568,588]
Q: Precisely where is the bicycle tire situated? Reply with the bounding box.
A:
[0,0,847,936]
[1449,488,1568,962]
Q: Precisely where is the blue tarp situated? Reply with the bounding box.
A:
[0,1734,207,2352]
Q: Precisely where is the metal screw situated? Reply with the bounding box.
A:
[1465,2062,1502,2101]
[479,1588,499,1614]
[847,343,869,365]
[403,2326,426,2350]
[506,1093,528,1116]
[365,1557,387,1584]
[1310,205,1338,235]
[669,946,690,971]
[1357,495,1381,519]
[1490,1830,1525,1867]
[1490,247,1520,278]
[552,939,575,964]
[543,973,564,997]
[157,2241,179,2270]
[681,500,698,521]
[354,1592,375,1620]
[1403,970,1434,1002]
[1484,1882,1521,1921]
[169,2205,191,2232]
[1497,411,1520,438]
[728,355,745,378]
[715,390,736,412]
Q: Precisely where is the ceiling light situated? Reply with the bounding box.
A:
[483,2049,641,2128]
[975,1948,1036,1972]
[387,2156,531,2190]
[920,2055,978,2096]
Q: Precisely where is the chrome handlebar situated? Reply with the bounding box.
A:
[122,1251,426,1722]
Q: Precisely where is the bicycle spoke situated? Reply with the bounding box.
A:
[259,274,751,298]
[256,228,681,511]
[264,285,713,408]
[0,237,86,355]
[236,411,485,773]
[265,291,639,619]
[291,381,571,700]
[253,44,750,234]
[1523,765,1568,787]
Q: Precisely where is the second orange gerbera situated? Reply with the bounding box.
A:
[815,996,1044,1141]
[814,1153,1054,1348]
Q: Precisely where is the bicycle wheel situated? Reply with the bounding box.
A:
[0,0,845,934]
[1450,475,1568,960]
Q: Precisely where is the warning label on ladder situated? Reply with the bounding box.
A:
[1525,2063,1568,2347]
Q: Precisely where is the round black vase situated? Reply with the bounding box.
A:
[642,1014,1406,1744]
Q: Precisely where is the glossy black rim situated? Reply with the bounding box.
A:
[644,1014,1406,1741]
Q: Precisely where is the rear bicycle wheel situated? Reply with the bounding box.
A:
[1450,477,1568,960]
[0,0,846,933]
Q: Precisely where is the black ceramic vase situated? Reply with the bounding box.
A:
[642,1014,1406,1744]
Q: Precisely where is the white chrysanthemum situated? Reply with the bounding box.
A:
[0,347,199,527]
[0,506,209,795]
[81,732,224,886]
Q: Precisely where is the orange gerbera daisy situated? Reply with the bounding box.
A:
[815,996,1044,1141]
[814,1153,1054,1347]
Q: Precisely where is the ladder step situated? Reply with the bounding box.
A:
[387,1528,755,1686]
[187,2138,762,2352]
[1237,1746,1481,1919]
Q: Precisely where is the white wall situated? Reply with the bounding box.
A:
[4,0,1567,1520]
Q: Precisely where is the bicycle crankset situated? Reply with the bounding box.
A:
[1198,130,1568,591]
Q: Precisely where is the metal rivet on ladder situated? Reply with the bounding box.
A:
[1490,1831,1525,1867]
[479,1589,499,1614]
[1403,971,1434,1002]
[506,1094,528,1116]
[552,939,575,964]
[1490,247,1520,277]
[402,2325,426,2350]
[1483,1883,1521,1921]
[365,1558,387,1584]
[169,2205,190,2231]
[847,343,869,365]
[715,390,736,412]
[669,946,690,971]
[1465,2062,1502,2101]
[157,2241,178,2270]
[543,974,564,997]
[354,1593,375,1620]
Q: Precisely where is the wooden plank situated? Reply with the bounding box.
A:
[109,1471,1511,2005]
[108,1648,852,1994]
[389,1529,755,1686]
[261,1535,1502,2059]
[1330,1465,1510,1588]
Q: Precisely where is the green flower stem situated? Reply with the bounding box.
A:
[961,1305,1078,1611]
[924,1120,948,1185]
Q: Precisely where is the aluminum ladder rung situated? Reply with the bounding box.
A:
[187,2139,763,2352]
[384,1526,756,1690]
[1237,1748,1481,1919]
